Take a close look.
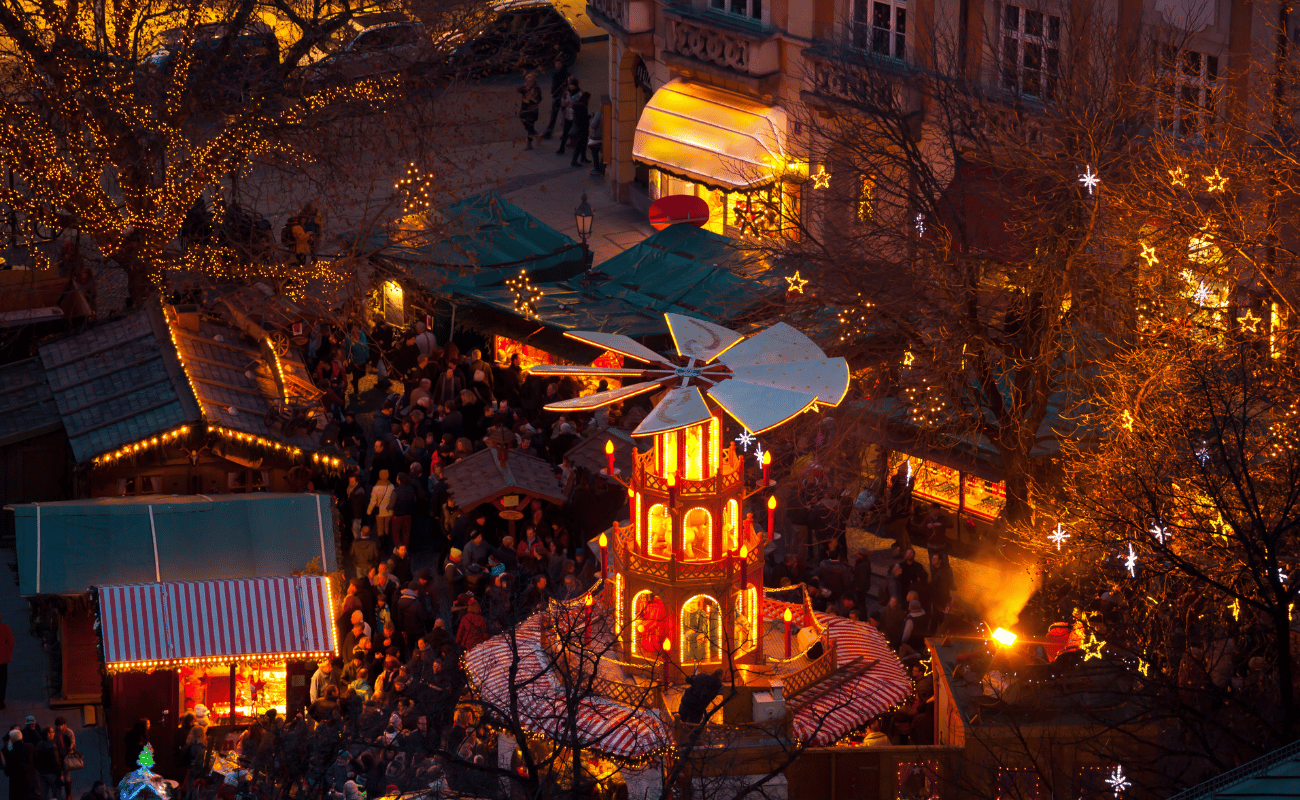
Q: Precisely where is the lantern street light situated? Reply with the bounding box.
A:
[575,193,594,267]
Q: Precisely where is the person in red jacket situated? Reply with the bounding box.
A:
[0,612,14,709]
[455,600,488,651]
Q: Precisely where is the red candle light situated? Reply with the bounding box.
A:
[605,439,615,476]
[662,636,673,685]
[767,495,777,537]
[739,544,748,595]
[761,449,771,486]
[783,607,793,658]
[599,531,609,579]
[584,593,594,644]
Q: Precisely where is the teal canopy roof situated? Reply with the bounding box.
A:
[10,493,338,596]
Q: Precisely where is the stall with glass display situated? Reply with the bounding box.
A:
[903,454,1007,540]
[94,576,337,780]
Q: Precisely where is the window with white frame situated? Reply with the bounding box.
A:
[853,0,906,60]
[1001,4,1061,99]
[710,0,761,21]
[1154,43,1219,138]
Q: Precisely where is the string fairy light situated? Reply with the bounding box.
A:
[506,268,542,318]
[785,271,808,293]
[1204,168,1228,192]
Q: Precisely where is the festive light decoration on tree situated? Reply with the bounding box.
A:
[1139,242,1159,267]
[1169,166,1187,187]
[1148,521,1171,544]
[1204,168,1228,192]
[1124,543,1139,576]
[810,166,831,189]
[1105,765,1131,797]
[753,443,765,467]
[785,271,808,293]
[914,213,926,236]
[735,430,756,452]
[396,162,439,214]
[506,269,542,318]
[1192,281,1211,306]
[1048,524,1070,551]
[1078,165,1101,195]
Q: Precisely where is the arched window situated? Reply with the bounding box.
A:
[733,587,758,652]
[681,594,722,662]
[632,591,667,657]
[659,431,678,480]
[614,573,625,643]
[634,492,643,550]
[647,504,671,557]
[685,424,704,480]
[682,508,712,560]
[724,500,739,551]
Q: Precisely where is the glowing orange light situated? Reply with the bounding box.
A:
[739,545,748,559]
[767,495,777,509]
[599,533,608,548]
[992,628,1018,646]
[605,440,614,455]
[662,637,672,652]
[585,593,593,607]
[783,608,793,623]
[762,450,771,465]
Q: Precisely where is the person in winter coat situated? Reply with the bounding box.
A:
[881,594,907,650]
[346,475,368,538]
[455,600,488,650]
[587,109,604,175]
[517,73,542,149]
[568,88,591,167]
[901,599,929,655]
[351,526,380,577]
[389,473,416,550]
[33,728,60,800]
[367,470,396,546]
[6,729,39,800]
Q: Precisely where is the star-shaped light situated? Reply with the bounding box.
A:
[1139,242,1158,267]
[786,271,808,294]
[1169,166,1187,187]
[811,165,831,189]
[1205,168,1228,192]
[1193,281,1211,306]
[753,444,765,466]
[1078,164,1100,195]
[1083,633,1106,661]
[1124,543,1138,577]
[1048,524,1070,551]
[1195,442,1210,465]
[914,213,926,236]
[1149,521,1170,544]
[1106,765,1131,797]
[735,430,756,451]
[1239,309,1262,332]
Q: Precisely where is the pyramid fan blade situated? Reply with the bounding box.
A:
[631,387,713,436]
[563,331,672,365]
[543,381,667,412]
[664,313,744,363]
[707,379,819,434]
[528,365,662,378]
[717,321,826,367]
[728,358,850,406]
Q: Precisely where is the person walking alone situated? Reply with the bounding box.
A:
[587,108,604,175]
[541,58,570,139]
[517,73,541,150]
[368,470,396,551]
[569,87,591,167]
[555,76,578,156]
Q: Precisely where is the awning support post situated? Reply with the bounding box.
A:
[229,663,237,724]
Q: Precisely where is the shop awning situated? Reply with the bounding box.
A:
[633,79,788,191]
[97,575,336,668]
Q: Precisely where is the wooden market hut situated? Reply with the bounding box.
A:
[441,443,566,536]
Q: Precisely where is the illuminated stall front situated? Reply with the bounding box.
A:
[634,79,801,240]
[95,576,336,780]
[903,454,1007,540]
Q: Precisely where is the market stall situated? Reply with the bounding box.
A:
[94,575,337,780]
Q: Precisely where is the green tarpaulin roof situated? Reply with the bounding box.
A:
[445,223,780,341]
[9,493,338,596]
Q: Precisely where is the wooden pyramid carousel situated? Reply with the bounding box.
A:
[463,313,911,769]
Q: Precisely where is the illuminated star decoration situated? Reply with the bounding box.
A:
[1149,521,1171,544]
[1192,281,1211,306]
[1049,524,1070,551]
[1279,568,1289,584]
[1169,166,1187,187]
[811,165,831,189]
[1078,164,1101,195]
[914,213,926,236]
[1083,633,1106,661]
[786,271,808,294]
[1196,441,1210,465]
[735,430,756,452]
[1239,309,1262,332]
[1139,242,1158,267]
[1106,765,1131,798]
[1205,168,1228,192]
[1124,543,1139,577]
[753,443,765,467]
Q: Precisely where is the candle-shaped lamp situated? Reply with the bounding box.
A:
[584,592,594,644]
[767,494,777,537]
[783,607,793,658]
[739,544,749,595]
[604,439,615,476]
[598,531,609,579]
[662,636,673,685]
[762,448,771,486]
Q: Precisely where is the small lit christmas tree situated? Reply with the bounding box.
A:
[118,743,171,800]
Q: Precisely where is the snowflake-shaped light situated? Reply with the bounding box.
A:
[1048,524,1070,551]
[914,213,926,236]
[1278,568,1289,584]
[753,444,765,466]
[1079,164,1101,195]
[1195,441,1209,465]
[1124,543,1138,577]
[735,430,756,452]
[1149,521,1170,544]
[1193,281,1211,306]
[1105,765,1130,797]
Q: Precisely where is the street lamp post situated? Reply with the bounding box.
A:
[575,193,594,267]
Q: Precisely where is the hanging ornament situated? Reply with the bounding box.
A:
[735,430,756,452]
[785,271,808,294]
[1204,168,1228,193]
[914,213,926,236]
[1139,242,1158,267]
[1124,543,1138,577]
[1048,524,1069,551]
[810,166,831,189]
[1148,521,1170,544]
[753,443,765,467]
[1168,166,1187,187]
[1078,164,1101,195]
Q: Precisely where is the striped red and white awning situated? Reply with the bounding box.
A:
[97,576,336,667]
[464,615,671,759]
[792,613,913,746]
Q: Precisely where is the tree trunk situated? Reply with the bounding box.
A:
[1001,450,1032,527]
[1275,607,1297,738]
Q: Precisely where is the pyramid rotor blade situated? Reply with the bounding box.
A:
[528,365,665,378]
[718,321,826,367]
[544,381,667,412]
[707,379,819,434]
[728,358,850,406]
[631,386,713,436]
[563,331,671,365]
[665,313,744,363]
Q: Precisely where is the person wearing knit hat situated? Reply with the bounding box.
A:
[448,548,462,563]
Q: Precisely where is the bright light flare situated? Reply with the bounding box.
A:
[991,628,1018,646]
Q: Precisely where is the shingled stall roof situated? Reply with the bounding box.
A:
[443,447,566,512]
[0,357,61,447]
[9,493,338,596]
[564,428,635,483]
[29,304,326,466]
[38,307,198,465]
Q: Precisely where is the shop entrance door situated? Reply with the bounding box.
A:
[108,670,179,781]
